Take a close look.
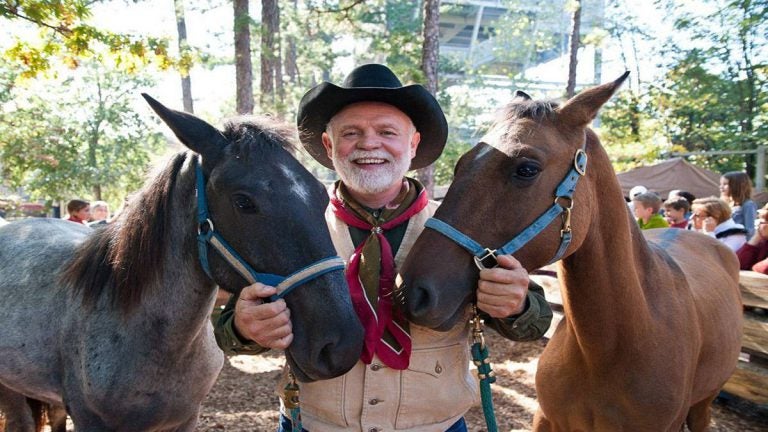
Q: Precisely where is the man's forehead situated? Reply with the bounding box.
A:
[330,101,413,125]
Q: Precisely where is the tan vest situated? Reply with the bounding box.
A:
[280,200,479,432]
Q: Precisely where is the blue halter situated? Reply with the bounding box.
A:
[425,146,588,269]
[194,159,345,301]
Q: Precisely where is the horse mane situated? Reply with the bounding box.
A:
[60,152,189,314]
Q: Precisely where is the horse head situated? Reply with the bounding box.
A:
[400,73,629,331]
[143,95,364,381]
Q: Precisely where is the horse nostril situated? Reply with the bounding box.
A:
[405,282,434,320]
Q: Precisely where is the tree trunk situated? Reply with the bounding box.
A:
[417,0,440,198]
[566,0,581,98]
[260,0,282,113]
[174,0,193,113]
[285,0,299,86]
[234,0,254,114]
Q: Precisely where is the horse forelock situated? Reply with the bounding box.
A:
[222,116,298,160]
[483,99,560,149]
[61,152,191,314]
[500,99,558,124]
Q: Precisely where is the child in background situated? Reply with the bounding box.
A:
[65,199,90,225]
[720,171,757,238]
[663,197,690,228]
[633,192,670,230]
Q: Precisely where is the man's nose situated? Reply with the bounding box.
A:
[357,132,381,150]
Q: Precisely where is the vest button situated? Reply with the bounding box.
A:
[371,363,381,371]
[369,398,380,405]
[369,428,379,432]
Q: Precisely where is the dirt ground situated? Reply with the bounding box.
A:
[2,329,765,431]
[196,330,768,432]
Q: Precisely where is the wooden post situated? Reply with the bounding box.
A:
[756,146,765,192]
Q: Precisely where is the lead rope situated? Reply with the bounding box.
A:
[283,370,302,432]
[471,304,498,432]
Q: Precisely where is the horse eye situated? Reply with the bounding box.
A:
[233,194,257,213]
[515,162,541,179]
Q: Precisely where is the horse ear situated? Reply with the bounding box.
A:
[514,90,532,100]
[142,93,228,162]
[557,71,630,127]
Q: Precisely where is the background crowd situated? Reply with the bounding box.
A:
[629,170,768,274]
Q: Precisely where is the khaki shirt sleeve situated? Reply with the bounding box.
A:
[484,280,553,341]
[213,291,270,355]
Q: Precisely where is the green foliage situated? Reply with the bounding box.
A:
[0,59,165,206]
[487,0,562,77]
[650,0,768,175]
[598,89,670,172]
[1,0,179,78]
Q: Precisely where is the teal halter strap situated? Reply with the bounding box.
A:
[194,159,345,301]
[425,146,587,269]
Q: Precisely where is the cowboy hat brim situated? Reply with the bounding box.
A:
[297,82,448,170]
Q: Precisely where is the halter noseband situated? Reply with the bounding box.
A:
[194,159,345,301]
[425,146,588,269]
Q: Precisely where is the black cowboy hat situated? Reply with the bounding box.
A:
[296,63,448,170]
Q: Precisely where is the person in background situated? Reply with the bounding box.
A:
[691,196,747,251]
[736,203,768,274]
[668,189,695,219]
[663,196,690,229]
[627,185,647,213]
[633,191,669,229]
[65,199,90,225]
[87,200,110,227]
[720,171,757,238]
[214,63,553,432]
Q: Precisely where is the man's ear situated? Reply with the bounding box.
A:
[321,132,333,160]
[410,131,421,159]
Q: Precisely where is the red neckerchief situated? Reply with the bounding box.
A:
[330,179,428,369]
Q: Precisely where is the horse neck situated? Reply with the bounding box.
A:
[135,158,217,343]
[556,151,656,359]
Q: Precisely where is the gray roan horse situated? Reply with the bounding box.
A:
[0,96,364,431]
[400,74,742,431]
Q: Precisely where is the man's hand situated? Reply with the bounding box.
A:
[477,254,529,318]
[233,283,293,350]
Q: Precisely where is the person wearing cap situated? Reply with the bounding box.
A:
[214,64,552,432]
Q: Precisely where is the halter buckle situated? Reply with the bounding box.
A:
[574,149,587,175]
[473,248,498,270]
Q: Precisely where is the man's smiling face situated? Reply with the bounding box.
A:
[322,101,420,196]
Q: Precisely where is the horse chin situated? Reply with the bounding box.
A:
[284,354,355,383]
[285,344,360,383]
[406,291,471,332]
[285,356,315,383]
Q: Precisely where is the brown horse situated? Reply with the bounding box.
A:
[400,74,743,431]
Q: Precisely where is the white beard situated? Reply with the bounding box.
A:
[333,149,411,195]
